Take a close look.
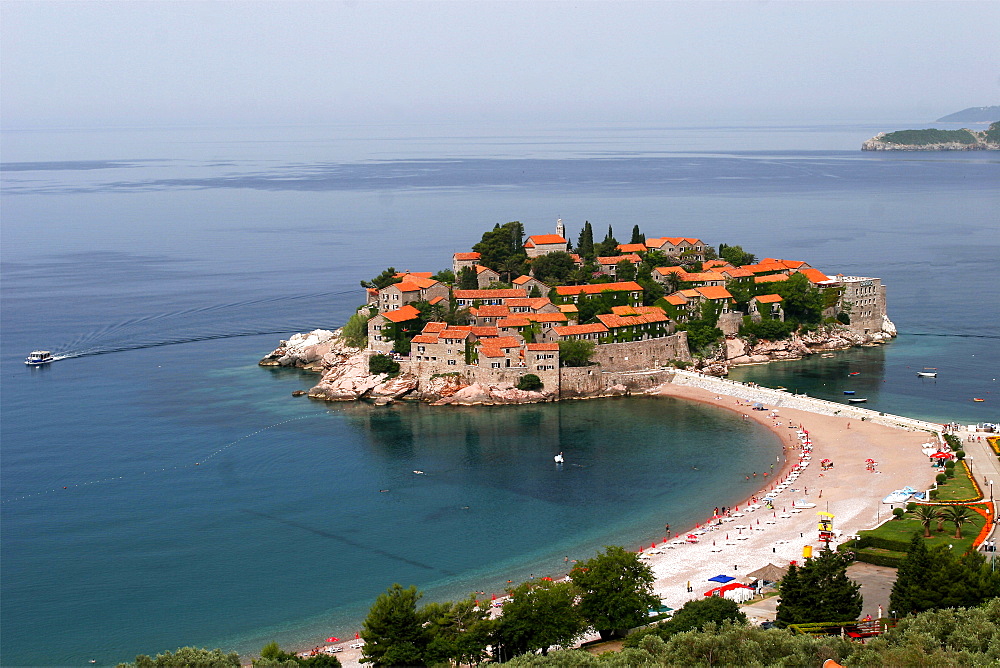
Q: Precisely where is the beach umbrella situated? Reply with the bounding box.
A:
[355,633,360,640]
[708,574,735,583]
[326,637,339,643]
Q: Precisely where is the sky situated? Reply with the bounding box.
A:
[1,0,998,129]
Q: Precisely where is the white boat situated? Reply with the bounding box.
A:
[882,490,911,504]
[554,453,564,464]
[848,397,868,403]
[25,350,54,366]
[792,499,816,508]
[917,372,937,378]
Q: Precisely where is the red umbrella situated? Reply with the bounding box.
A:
[355,633,360,640]
[492,593,497,600]
[931,452,951,459]
[326,637,339,643]
[541,576,553,581]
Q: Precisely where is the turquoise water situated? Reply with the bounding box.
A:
[2,122,998,665]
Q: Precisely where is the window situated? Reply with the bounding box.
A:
[491,362,501,368]
[448,359,456,366]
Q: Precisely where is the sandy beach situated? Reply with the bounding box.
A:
[307,379,942,666]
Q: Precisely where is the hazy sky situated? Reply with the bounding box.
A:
[2,1,997,128]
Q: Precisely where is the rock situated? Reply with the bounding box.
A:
[369,373,419,399]
[725,337,746,360]
[259,329,341,368]
[291,390,306,397]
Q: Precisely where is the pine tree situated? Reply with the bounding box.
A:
[630,225,643,245]
[595,225,619,258]
[890,533,933,616]
[576,221,595,260]
[775,549,861,626]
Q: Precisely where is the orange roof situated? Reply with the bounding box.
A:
[524,234,568,247]
[800,268,832,284]
[392,281,423,293]
[512,275,546,286]
[366,288,378,296]
[479,347,506,358]
[754,273,790,284]
[597,254,642,265]
[506,297,552,309]
[654,266,686,276]
[527,343,559,351]
[382,305,422,323]
[497,317,532,328]
[472,305,511,317]
[392,274,438,288]
[525,312,567,323]
[611,305,664,316]
[439,329,473,340]
[695,286,734,300]
[453,289,528,299]
[453,252,481,260]
[743,263,787,274]
[552,323,609,336]
[754,294,784,304]
[557,304,579,313]
[703,260,731,269]
[394,271,434,279]
[597,312,669,328]
[762,258,811,270]
[648,237,702,247]
[616,243,647,253]
[554,281,643,296]
[665,294,688,306]
[478,336,522,349]
[718,266,754,279]
[428,295,445,305]
[469,326,499,337]
[422,322,447,333]
[475,264,499,275]
[411,334,439,344]
[682,272,726,283]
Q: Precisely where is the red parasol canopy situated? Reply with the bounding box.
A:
[326,637,339,643]
[931,452,952,459]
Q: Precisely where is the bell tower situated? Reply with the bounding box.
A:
[556,218,565,239]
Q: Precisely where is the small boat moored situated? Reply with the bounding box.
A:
[844,391,856,395]
[973,398,985,402]
[848,397,868,403]
[917,372,937,378]
[25,350,54,366]
[849,371,860,376]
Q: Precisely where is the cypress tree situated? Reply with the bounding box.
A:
[776,549,861,626]
[577,221,595,260]
[630,224,643,245]
[890,532,934,616]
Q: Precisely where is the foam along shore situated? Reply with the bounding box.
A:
[312,374,942,667]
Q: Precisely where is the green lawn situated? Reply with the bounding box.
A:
[861,510,986,555]
[933,464,980,502]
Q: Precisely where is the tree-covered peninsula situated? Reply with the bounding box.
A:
[862,122,1000,150]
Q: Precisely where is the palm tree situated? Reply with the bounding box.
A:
[942,505,973,539]
[911,505,940,538]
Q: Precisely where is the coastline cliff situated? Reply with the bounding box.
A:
[862,122,1000,150]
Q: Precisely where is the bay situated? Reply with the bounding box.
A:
[1,121,998,665]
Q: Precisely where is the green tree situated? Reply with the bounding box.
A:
[528,284,542,298]
[361,267,402,290]
[341,309,373,348]
[473,221,527,279]
[943,505,973,539]
[457,266,479,290]
[360,584,428,667]
[630,225,643,244]
[775,548,862,626]
[911,505,941,538]
[118,647,241,668]
[422,595,494,667]
[432,268,455,284]
[571,545,660,640]
[516,374,544,391]
[369,353,400,375]
[718,244,756,267]
[494,580,586,661]
[558,339,595,367]
[576,221,595,260]
[614,260,636,282]
[772,272,825,326]
[530,251,576,286]
[594,225,619,258]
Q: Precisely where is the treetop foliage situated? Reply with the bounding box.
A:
[117,646,241,668]
[361,267,402,290]
[473,222,527,278]
[776,548,862,627]
[571,545,660,639]
[557,339,595,367]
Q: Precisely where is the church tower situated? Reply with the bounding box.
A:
[556,218,565,239]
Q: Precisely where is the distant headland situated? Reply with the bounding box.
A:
[261,221,895,405]
[936,106,1000,123]
[862,121,1000,151]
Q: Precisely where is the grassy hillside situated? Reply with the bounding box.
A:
[880,128,978,145]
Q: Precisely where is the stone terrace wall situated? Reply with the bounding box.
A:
[402,358,559,389]
[589,333,690,371]
[669,370,944,436]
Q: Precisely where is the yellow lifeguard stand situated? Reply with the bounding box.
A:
[818,511,835,545]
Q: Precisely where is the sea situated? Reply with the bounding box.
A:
[1,121,998,666]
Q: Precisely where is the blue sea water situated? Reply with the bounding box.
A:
[1,122,998,665]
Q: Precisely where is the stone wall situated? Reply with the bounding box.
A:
[587,333,690,371]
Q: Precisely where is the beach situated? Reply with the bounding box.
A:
[309,377,943,666]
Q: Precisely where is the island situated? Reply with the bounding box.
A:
[261,221,896,405]
[936,106,1000,123]
[862,121,1000,150]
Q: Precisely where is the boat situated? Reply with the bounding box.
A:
[848,397,868,403]
[554,452,564,464]
[882,490,912,504]
[973,398,985,402]
[25,350,54,366]
[844,390,855,395]
[917,372,937,378]
[849,371,860,376]
[821,353,835,358]
[792,499,817,509]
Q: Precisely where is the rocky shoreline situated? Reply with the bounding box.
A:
[259,321,896,405]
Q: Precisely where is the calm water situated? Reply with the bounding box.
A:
[2,122,998,665]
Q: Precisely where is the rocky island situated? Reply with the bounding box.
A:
[262,221,895,405]
[862,121,1000,150]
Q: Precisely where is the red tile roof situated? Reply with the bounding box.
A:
[428,295,445,305]
[694,286,734,300]
[753,294,784,304]
[525,312,568,323]
[506,297,552,309]
[391,281,423,293]
[475,264,499,275]
[469,326,500,337]
[552,323,609,336]
[665,294,688,306]
[654,266,686,276]
[524,234,568,247]
[703,260,731,269]
[472,305,512,317]
[453,289,528,299]
[478,347,506,358]
[799,268,832,284]
[718,266,754,279]
[453,252,481,260]
[422,322,448,333]
[411,334,440,344]
[597,254,642,265]
[382,305,422,322]
[682,272,726,283]
[754,273,790,284]
[527,343,559,351]
[611,305,665,316]
[597,311,669,328]
[497,317,532,328]
[554,281,643,296]
[616,243,647,253]
[557,304,579,313]
[512,275,546,286]
[439,329,473,340]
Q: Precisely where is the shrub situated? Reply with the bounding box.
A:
[906,502,917,512]
[340,309,373,348]
[516,374,543,391]
[955,450,966,460]
[892,508,905,520]
[369,354,400,375]
[929,489,940,500]
[944,460,955,469]
[946,468,955,479]
[936,473,948,485]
